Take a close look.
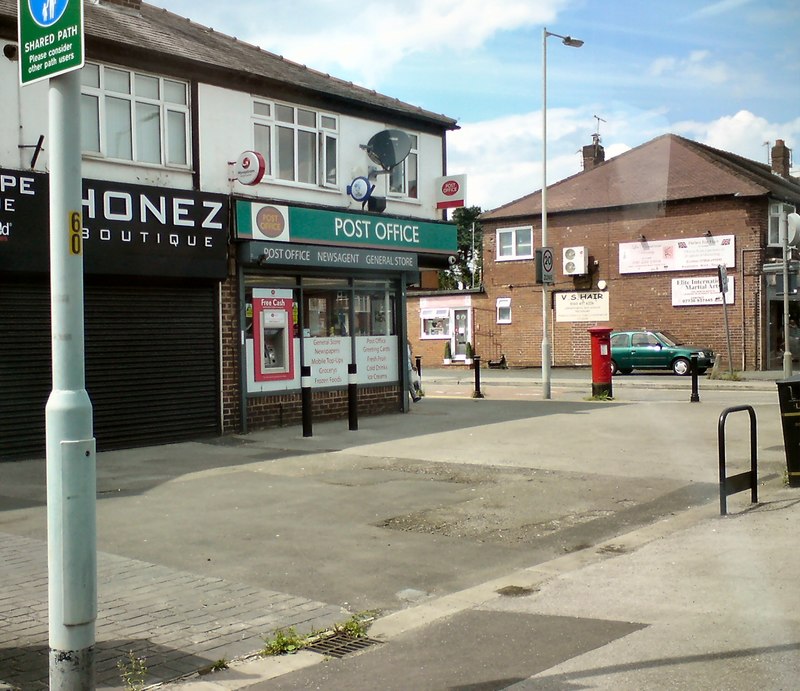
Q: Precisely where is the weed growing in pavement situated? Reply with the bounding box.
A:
[585,392,614,402]
[262,613,377,656]
[199,658,229,675]
[262,627,305,656]
[333,613,372,638]
[117,650,148,691]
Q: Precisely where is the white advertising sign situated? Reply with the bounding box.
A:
[355,336,398,383]
[672,275,735,306]
[306,337,350,387]
[434,174,467,209]
[619,235,736,274]
[555,291,610,322]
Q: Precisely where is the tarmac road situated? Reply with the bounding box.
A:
[0,371,793,689]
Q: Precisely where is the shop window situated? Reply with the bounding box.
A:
[496,226,533,260]
[80,62,189,167]
[421,308,451,338]
[253,99,338,188]
[388,133,418,199]
[496,297,511,324]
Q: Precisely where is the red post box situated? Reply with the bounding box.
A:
[588,326,613,398]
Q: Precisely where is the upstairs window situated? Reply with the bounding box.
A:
[80,63,190,167]
[496,226,533,260]
[253,99,338,188]
[769,202,797,246]
[389,133,418,199]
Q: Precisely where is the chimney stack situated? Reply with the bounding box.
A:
[582,134,605,171]
[772,139,791,179]
[96,0,142,10]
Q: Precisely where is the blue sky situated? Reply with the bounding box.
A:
[150,0,800,210]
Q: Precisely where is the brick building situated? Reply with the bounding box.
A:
[408,134,800,372]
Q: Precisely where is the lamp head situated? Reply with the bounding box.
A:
[562,36,584,48]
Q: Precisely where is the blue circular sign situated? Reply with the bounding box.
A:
[28,0,69,27]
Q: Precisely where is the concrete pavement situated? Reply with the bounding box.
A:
[1,369,798,689]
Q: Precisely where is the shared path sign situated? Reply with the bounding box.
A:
[18,0,84,85]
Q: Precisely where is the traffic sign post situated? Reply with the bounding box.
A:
[18,0,84,85]
[19,1,95,687]
[535,246,554,285]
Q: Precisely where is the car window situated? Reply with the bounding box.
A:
[657,331,680,346]
[631,333,656,347]
[611,333,629,347]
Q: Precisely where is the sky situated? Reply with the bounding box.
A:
[149,0,800,211]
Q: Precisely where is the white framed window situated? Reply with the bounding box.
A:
[252,99,338,188]
[496,297,512,324]
[80,63,190,167]
[388,133,418,199]
[420,308,451,338]
[769,202,797,246]
[496,226,533,260]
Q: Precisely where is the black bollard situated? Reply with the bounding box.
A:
[473,355,485,398]
[690,354,700,403]
[348,363,358,431]
[301,365,313,437]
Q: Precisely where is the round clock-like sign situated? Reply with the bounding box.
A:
[234,150,266,186]
[348,176,372,202]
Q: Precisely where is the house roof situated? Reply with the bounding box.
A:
[482,134,800,221]
[0,0,458,131]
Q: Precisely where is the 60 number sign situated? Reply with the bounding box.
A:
[69,210,82,256]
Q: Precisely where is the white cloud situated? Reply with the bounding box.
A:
[686,0,755,21]
[674,110,800,165]
[243,0,571,86]
[649,50,731,86]
[450,107,800,212]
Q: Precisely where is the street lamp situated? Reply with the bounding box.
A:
[541,27,583,399]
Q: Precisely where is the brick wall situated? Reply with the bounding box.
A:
[475,196,767,369]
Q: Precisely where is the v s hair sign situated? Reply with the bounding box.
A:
[0,168,229,279]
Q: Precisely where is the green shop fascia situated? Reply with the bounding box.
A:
[233,200,456,398]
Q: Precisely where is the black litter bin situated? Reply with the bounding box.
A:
[776,375,800,487]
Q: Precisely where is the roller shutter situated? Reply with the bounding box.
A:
[0,281,219,460]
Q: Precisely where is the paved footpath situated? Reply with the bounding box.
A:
[0,532,346,689]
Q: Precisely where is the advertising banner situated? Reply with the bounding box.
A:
[0,168,229,278]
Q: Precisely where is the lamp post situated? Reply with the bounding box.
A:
[541,27,583,399]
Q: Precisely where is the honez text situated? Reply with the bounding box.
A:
[80,189,225,249]
[82,189,224,229]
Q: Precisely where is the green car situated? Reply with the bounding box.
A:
[610,330,715,376]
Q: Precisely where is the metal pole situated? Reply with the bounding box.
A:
[473,355,484,398]
[690,354,700,402]
[471,222,476,289]
[301,365,312,437]
[47,69,97,690]
[782,209,793,378]
[348,363,358,431]
[541,28,551,400]
[721,282,734,376]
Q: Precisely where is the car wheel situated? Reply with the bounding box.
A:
[672,357,691,376]
[610,359,618,376]
[697,368,707,375]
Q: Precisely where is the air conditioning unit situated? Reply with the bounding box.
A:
[563,246,588,276]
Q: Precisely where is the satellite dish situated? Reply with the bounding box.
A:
[363,129,412,171]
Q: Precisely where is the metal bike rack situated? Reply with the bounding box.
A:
[718,405,758,516]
